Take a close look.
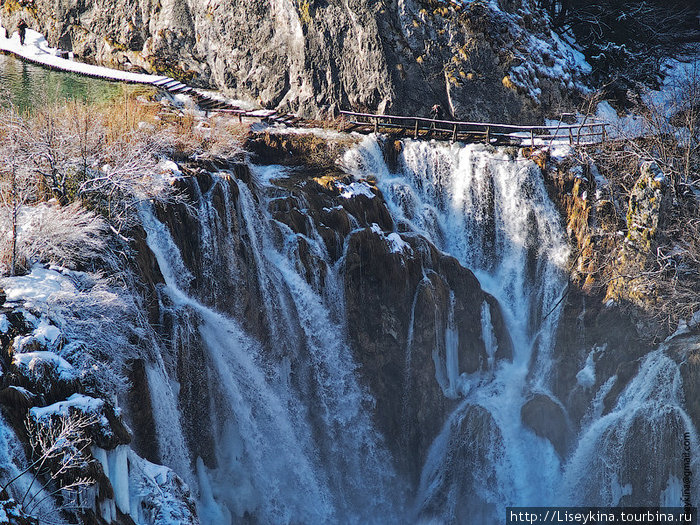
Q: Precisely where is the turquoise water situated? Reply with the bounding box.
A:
[0,53,127,112]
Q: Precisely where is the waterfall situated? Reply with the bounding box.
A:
[564,348,700,506]
[138,168,402,524]
[342,137,570,520]
[130,134,698,524]
[343,135,700,522]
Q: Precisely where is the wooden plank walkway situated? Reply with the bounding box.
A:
[0,27,239,112]
[338,110,608,147]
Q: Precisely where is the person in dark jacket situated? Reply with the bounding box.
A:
[18,20,28,46]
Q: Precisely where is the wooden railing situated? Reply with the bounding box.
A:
[338,110,607,146]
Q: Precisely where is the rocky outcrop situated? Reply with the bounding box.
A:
[541,149,700,488]
[204,133,514,487]
[0,308,133,523]
[341,212,512,487]
[521,393,569,458]
[1,0,588,120]
[416,403,504,523]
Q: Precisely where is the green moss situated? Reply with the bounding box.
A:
[148,57,196,83]
[296,0,314,26]
[104,36,128,52]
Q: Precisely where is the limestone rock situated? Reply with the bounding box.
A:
[343,226,512,485]
[625,161,670,252]
[415,404,503,523]
[1,0,587,120]
[521,393,569,458]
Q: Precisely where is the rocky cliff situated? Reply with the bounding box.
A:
[1,0,589,120]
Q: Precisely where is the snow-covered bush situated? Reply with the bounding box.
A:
[0,202,116,275]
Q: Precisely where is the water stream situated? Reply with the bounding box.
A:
[134,135,699,523]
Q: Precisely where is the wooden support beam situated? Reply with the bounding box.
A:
[414,119,419,139]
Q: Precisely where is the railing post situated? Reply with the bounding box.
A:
[601,125,607,144]
[485,126,490,144]
[568,129,573,145]
[414,119,419,139]
[530,129,534,147]
[452,123,457,143]
[373,117,378,134]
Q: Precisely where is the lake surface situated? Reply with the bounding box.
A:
[0,53,128,112]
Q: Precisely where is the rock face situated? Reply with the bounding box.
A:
[625,162,670,251]
[521,393,569,458]
[344,227,513,484]
[1,0,588,120]
[415,404,504,523]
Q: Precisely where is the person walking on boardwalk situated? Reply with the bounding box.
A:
[18,19,28,46]
[429,104,443,136]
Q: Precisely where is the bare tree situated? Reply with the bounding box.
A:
[0,109,36,276]
[0,412,98,519]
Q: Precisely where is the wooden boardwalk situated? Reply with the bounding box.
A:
[338,110,608,147]
[0,28,236,111]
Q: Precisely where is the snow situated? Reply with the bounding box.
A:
[337,181,375,199]
[13,351,77,381]
[386,232,412,254]
[30,393,104,420]
[1,265,77,308]
[127,448,199,525]
[0,314,8,334]
[589,50,700,140]
[590,163,607,192]
[158,159,183,178]
[33,317,61,345]
[449,1,592,101]
[370,223,413,254]
[0,24,168,84]
[594,101,644,139]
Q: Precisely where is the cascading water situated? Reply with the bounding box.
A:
[130,133,698,524]
[138,166,402,524]
[342,136,700,522]
[564,347,700,506]
[343,137,570,520]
